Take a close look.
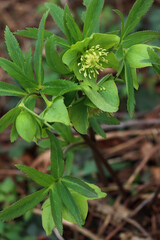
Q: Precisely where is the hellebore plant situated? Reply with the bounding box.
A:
[0,0,160,236]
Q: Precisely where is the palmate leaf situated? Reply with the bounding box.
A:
[47,131,64,179]
[42,199,55,236]
[0,58,37,90]
[16,164,54,187]
[0,81,27,97]
[57,181,82,227]
[122,0,154,39]
[49,186,63,235]
[83,0,104,37]
[0,188,48,221]
[34,11,48,87]
[62,176,98,198]
[5,26,24,69]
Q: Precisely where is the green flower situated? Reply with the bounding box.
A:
[63,33,120,84]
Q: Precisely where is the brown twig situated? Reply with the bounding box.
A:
[80,133,127,200]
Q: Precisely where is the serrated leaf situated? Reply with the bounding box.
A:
[0,188,48,221]
[83,0,104,37]
[0,81,27,97]
[42,80,81,96]
[34,11,48,87]
[63,5,83,44]
[57,182,82,226]
[86,183,107,199]
[49,186,63,235]
[10,123,19,143]
[122,0,154,38]
[15,28,69,48]
[90,117,106,138]
[113,9,124,33]
[0,58,37,90]
[122,30,160,48]
[45,36,70,74]
[24,49,35,82]
[62,176,97,198]
[69,100,89,134]
[42,199,55,236]
[5,26,24,68]
[0,107,20,134]
[47,131,64,179]
[16,164,54,187]
[45,3,65,34]
[125,61,135,117]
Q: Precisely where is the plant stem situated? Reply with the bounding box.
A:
[81,132,127,200]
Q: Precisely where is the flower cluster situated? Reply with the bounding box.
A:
[78,45,108,79]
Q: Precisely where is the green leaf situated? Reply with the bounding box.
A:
[62,191,88,225]
[0,107,20,134]
[86,183,107,199]
[47,131,64,179]
[45,3,65,34]
[42,199,55,236]
[69,100,89,134]
[5,26,24,68]
[125,61,135,117]
[57,182,82,226]
[98,80,119,111]
[122,0,154,38]
[122,31,160,48]
[0,188,48,221]
[0,58,37,90]
[16,110,38,142]
[34,11,48,87]
[81,84,118,112]
[0,81,27,97]
[16,164,54,187]
[10,123,19,143]
[24,49,35,82]
[45,36,70,74]
[90,117,106,138]
[15,28,69,48]
[42,97,70,126]
[49,185,63,235]
[95,112,120,125]
[125,44,152,68]
[63,5,83,44]
[43,79,78,97]
[62,176,97,198]
[147,48,160,77]
[65,151,74,175]
[83,0,104,37]
[53,123,74,143]
[113,9,124,33]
